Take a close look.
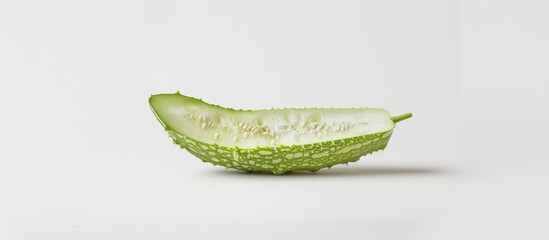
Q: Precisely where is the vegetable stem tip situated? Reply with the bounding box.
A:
[391,113,413,123]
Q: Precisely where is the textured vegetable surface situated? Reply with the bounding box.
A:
[149,92,412,174]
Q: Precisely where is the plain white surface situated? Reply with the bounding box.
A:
[1,0,548,239]
[457,1,549,238]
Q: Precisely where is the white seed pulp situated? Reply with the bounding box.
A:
[150,94,395,149]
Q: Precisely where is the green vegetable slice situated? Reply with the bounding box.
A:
[149,92,412,174]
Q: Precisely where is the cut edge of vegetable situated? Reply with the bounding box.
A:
[148,92,412,149]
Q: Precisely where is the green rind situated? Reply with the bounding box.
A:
[163,126,392,175]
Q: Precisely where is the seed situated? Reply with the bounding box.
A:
[214,133,219,139]
[239,122,244,127]
[243,132,249,138]
[201,122,207,129]
[250,132,255,137]
[232,136,237,142]
[315,124,322,131]
[270,139,275,146]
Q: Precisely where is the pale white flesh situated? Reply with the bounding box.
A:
[150,94,395,149]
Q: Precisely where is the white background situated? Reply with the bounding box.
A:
[1,0,548,239]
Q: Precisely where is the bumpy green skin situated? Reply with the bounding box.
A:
[163,126,393,175]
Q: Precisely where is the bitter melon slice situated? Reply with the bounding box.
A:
[149,92,411,174]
